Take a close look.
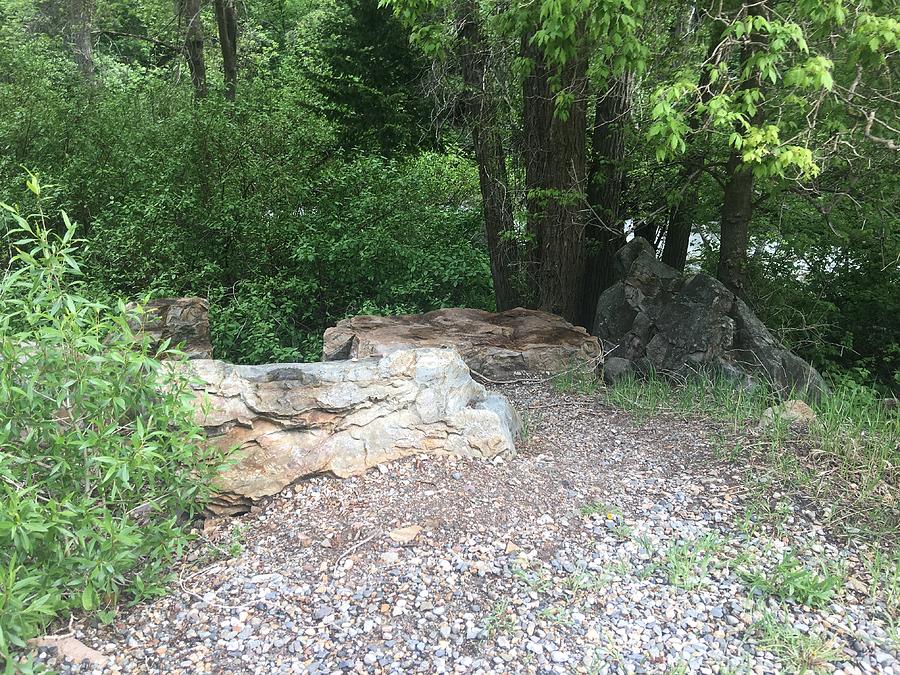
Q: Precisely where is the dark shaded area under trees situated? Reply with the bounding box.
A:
[1,0,897,389]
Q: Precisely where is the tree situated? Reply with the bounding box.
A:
[69,0,93,77]
[648,0,855,297]
[305,0,433,155]
[580,73,632,326]
[382,0,646,323]
[522,27,589,322]
[214,0,238,100]
[458,0,521,310]
[660,13,728,272]
[179,0,207,98]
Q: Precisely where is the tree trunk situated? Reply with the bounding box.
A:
[523,40,588,323]
[578,74,632,328]
[69,0,94,78]
[661,145,705,271]
[716,1,767,298]
[633,221,658,249]
[661,17,728,272]
[717,152,754,297]
[214,0,238,100]
[458,2,520,311]
[180,0,207,98]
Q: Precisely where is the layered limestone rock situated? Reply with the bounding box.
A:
[593,238,828,398]
[323,307,603,378]
[184,348,520,515]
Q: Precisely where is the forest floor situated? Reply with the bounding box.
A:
[33,382,900,674]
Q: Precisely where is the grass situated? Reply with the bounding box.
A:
[739,551,843,608]
[604,371,900,542]
[537,604,573,627]
[484,599,516,637]
[605,370,769,423]
[561,566,611,594]
[511,566,554,594]
[661,533,723,590]
[754,611,841,673]
[864,548,900,613]
[579,501,622,518]
[552,366,601,395]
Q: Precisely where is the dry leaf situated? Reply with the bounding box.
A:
[388,524,422,544]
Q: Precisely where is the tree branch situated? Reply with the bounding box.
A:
[93,30,182,54]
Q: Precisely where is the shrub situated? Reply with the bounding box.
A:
[0,182,221,658]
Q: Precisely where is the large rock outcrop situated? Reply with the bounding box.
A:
[185,348,520,515]
[132,297,213,359]
[323,308,603,378]
[593,238,827,398]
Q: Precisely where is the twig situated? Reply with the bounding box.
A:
[333,530,382,576]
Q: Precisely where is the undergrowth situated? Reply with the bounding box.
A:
[0,180,222,663]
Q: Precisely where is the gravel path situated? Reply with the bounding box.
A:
[35,383,899,674]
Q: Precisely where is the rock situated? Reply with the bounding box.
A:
[758,400,817,432]
[183,348,520,512]
[28,636,109,666]
[322,307,603,378]
[131,297,213,359]
[388,525,422,545]
[592,238,827,399]
[602,356,635,385]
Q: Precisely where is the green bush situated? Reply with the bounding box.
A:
[0,24,492,364]
[0,184,221,658]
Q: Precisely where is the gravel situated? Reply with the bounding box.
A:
[32,382,900,674]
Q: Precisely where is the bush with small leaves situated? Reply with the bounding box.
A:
[0,178,222,658]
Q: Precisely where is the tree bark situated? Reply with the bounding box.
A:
[458,2,520,311]
[716,1,767,298]
[180,0,207,98]
[523,40,588,323]
[214,0,238,100]
[69,0,94,78]
[717,152,754,296]
[578,74,632,328]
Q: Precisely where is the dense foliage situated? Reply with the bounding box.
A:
[0,0,896,391]
[0,185,221,658]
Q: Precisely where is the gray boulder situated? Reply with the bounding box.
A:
[593,238,828,398]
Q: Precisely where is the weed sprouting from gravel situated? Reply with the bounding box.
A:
[662,533,723,590]
[754,611,841,673]
[739,552,843,608]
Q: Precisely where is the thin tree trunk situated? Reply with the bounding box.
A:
[523,39,588,323]
[718,152,754,296]
[578,73,632,327]
[716,1,767,298]
[661,17,728,271]
[459,2,520,311]
[660,180,695,270]
[70,0,94,78]
[180,0,207,98]
[214,0,237,100]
